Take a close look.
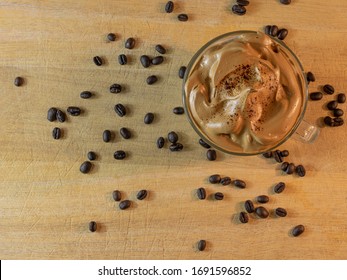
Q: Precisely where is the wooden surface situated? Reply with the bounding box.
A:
[1,0,347,260]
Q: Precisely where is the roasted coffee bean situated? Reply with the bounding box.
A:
[275,207,287,217]
[110,83,122,93]
[257,195,269,204]
[87,151,97,161]
[337,93,346,103]
[197,187,206,200]
[244,200,255,213]
[52,127,61,139]
[264,25,272,35]
[177,14,189,21]
[237,0,250,6]
[333,117,344,126]
[89,221,97,232]
[103,130,111,142]
[239,211,249,223]
[47,107,57,122]
[80,91,92,99]
[280,0,291,4]
[140,55,150,68]
[93,56,103,66]
[165,1,174,13]
[173,106,184,115]
[333,108,344,117]
[67,106,81,116]
[114,103,126,117]
[281,162,289,172]
[214,192,224,200]
[118,54,127,65]
[197,240,206,251]
[274,182,286,193]
[234,179,246,189]
[199,138,211,149]
[120,127,131,139]
[107,33,116,41]
[146,75,158,85]
[178,66,186,79]
[323,84,335,95]
[125,37,135,49]
[277,28,288,40]
[168,131,178,143]
[292,224,305,237]
[151,56,164,65]
[220,177,232,186]
[169,142,183,151]
[157,137,165,148]
[14,76,24,87]
[56,109,66,123]
[206,149,217,161]
[144,112,154,124]
[119,200,131,210]
[306,71,316,83]
[327,100,338,110]
[310,92,323,101]
[270,25,279,37]
[231,4,246,15]
[137,189,148,200]
[112,190,121,201]
[280,150,289,157]
[80,161,92,174]
[209,174,221,184]
[295,165,306,177]
[286,163,295,174]
[155,44,166,54]
[324,116,333,126]
[262,151,273,158]
[255,206,269,219]
[114,150,126,160]
[272,150,283,163]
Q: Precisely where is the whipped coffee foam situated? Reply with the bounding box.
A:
[184,31,306,154]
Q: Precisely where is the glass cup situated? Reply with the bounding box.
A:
[182,30,319,156]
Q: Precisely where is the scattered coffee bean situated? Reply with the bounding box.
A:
[310,92,323,101]
[234,179,246,189]
[173,106,184,115]
[273,150,283,163]
[337,93,346,103]
[178,66,187,79]
[244,200,255,213]
[87,151,97,161]
[80,91,92,99]
[237,0,250,6]
[231,4,246,15]
[137,189,148,200]
[274,182,286,193]
[286,163,295,174]
[89,221,97,232]
[275,207,287,217]
[177,14,189,21]
[323,84,335,95]
[197,187,206,200]
[114,103,127,117]
[140,55,150,68]
[52,127,61,139]
[280,150,289,157]
[292,224,305,237]
[277,28,288,40]
[93,56,103,66]
[327,100,338,110]
[110,83,122,93]
[295,165,306,177]
[214,192,224,200]
[14,76,24,87]
[157,137,165,148]
[323,116,333,126]
[47,107,57,122]
[168,131,178,143]
[144,112,154,124]
[206,149,217,161]
[209,174,221,184]
[255,206,269,219]
[306,71,316,83]
[107,33,116,41]
[333,108,344,117]
[169,142,183,151]
[80,161,92,174]
[151,56,164,65]
[125,37,135,49]
[280,0,291,4]
[239,211,249,223]
[120,127,131,139]
[118,54,128,65]
[112,190,121,201]
[197,240,206,251]
[165,1,174,13]
[67,106,81,116]
[103,130,111,142]
[281,162,289,172]
[155,44,166,54]
[264,25,272,35]
[257,195,269,204]
[220,177,232,186]
[270,25,279,37]
[119,200,131,210]
[199,138,211,149]
[262,151,273,158]
[332,117,344,126]
[114,150,126,160]
[56,109,66,123]
[146,75,158,85]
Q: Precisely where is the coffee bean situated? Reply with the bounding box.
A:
[255,206,269,219]
[80,161,92,174]
[239,211,249,223]
[262,151,273,158]
[209,174,221,184]
[144,112,154,124]
[274,182,286,193]
[275,207,287,217]
[206,149,217,161]
[173,107,184,115]
[137,189,148,200]
[119,200,131,210]
[237,0,250,6]
[324,116,333,126]
[151,56,164,65]
[146,75,158,85]
[272,150,283,163]
[197,187,206,200]
[257,195,269,204]
[157,137,165,149]
[155,44,166,54]
[87,151,97,161]
[280,150,289,157]
[114,150,126,160]
[118,54,127,65]
[306,71,316,83]
[110,83,122,93]
[177,14,189,21]
[281,162,289,172]
[323,84,335,95]
[220,177,232,186]
[52,127,61,139]
[277,28,288,40]
[93,56,103,66]
[337,93,346,103]
[286,163,295,174]
[234,179,246,189]
[332,117,344,126]
[244,200,255,213]
[169,142,183,151]
[165,1,174,13]
[231,4,246,15]
[310,92,323,101]
[168,131,178,143]
[47,107,57,122]
[103,130,111,142]
[107,33,116,41]
[264,25,272,35]
[333,108,344,117]
[214,192,224,200]
[199,138,211,149]
[112,190,121,201]
[80,91,92,99]
[270,25,279,37]
[178,66,187,79]
[140,55,150,68]
[292,224,305,237]
[56,109,66,123]
[125,37,135,49]
[67,106,81,116]
[14,76,24,87]
[280,0,291,4]
[114,103,126,117]
[89,221,97,232]
[327,100,338,110]
[197,240,206,251]
[120,127,131,139]
[295,165,306,177]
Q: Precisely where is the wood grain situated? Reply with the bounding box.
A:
[1,0,347,260]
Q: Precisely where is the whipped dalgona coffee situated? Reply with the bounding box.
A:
[183,31,306,155]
